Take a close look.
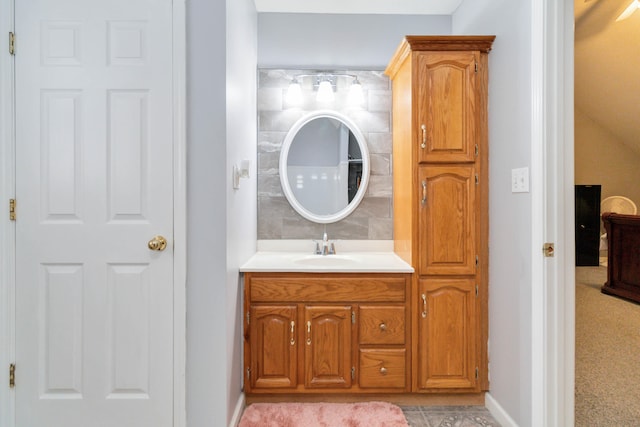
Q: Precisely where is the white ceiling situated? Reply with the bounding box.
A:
[575,0,640,155]
[254,0,463,15]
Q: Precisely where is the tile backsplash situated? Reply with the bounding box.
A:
[257,69,393,240]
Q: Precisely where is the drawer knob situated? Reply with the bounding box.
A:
[379,322,387,331]
[380,366,388,375]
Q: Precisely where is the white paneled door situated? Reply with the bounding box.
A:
[14,0,175,426]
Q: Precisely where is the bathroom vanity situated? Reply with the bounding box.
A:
[243,269,412,394]
[241,250,415,396]
[244,35,494,402]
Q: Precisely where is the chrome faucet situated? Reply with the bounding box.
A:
[314,232,336,255]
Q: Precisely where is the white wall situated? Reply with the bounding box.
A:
[186,0,257,425]
[258,13,451,68]
[453,2,534,425]
[226,0,258,422]
[575,108,640,209]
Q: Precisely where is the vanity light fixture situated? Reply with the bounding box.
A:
[316,79,335,103]
[347,77,365,106]
[285,77,303,106]
[287,72,364,106]
[617,0,640,21]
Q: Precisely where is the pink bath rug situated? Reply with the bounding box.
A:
[238,401,410,427]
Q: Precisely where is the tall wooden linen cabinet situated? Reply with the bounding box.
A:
[385,36,494,393]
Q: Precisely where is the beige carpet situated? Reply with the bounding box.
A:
[575,266,640,426]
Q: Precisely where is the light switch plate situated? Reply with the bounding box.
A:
[511,167,530,193]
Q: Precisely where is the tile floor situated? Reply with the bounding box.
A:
[401,406,501,427]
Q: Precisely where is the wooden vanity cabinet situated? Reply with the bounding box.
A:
[243,272,412,395]
[385,36,494,393]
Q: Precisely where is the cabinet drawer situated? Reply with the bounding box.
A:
[359,349,406,389]
[359,306,405,345]
[250,276,406,302]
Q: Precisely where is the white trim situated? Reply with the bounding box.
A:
[0,0,15,426]
[530,0,547,424]
[0,0,187,425]
[532,1,575,426]
[485,393,519,427]
[172,0,187,426]
[228,394,246,427]
[560,0,576,425]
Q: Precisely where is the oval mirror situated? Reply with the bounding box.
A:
[279,110,370,224]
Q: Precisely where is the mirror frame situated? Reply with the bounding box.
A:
[279,110,370,224]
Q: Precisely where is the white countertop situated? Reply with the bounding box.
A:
[240,241,414,273]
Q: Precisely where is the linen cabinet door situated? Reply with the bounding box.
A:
[417,278,478,391]
[415,51,479,163]
[418,165,476,275]
[304,306,353,389]
[248,305,297,390]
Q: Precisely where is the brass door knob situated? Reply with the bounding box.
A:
[148,235,168,251]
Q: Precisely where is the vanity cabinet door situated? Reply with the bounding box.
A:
[418,165,476,275]
[248,305,297,390]
[417,278,478,391]
[304,305,353,389]
[416,51,479,164]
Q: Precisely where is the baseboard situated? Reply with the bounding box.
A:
[485,393,518,427]
[228,393,246,427]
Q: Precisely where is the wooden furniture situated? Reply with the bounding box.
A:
[601,212,640,303]
[243,272,412,394]
[385,36,494,392]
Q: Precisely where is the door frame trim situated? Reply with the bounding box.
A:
[0,1,187,426]
[531,0,575,426]
[0,0,16,425]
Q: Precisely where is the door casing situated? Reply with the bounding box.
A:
[0,1,187,426]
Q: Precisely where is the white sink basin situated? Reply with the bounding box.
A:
[240,250,414,273]
[292,254,361,267]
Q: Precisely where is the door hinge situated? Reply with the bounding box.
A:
[246,367,250,380]
[9,32,15,55]
[475,367,479,379]
[351,367,355,380]
[475,144,479,157]
[9,199,16,221]
[351,311,356,324]
[475,285,478,297]
[475,174,479,185]
[9,363,15,388]
[474,62,478,73]
[475,255,479,267]
[246,311,250,325]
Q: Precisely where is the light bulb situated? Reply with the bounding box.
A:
[348,78,364,106]
[617,0,640,21]
[286,79,302,106]
[316,80,334,103]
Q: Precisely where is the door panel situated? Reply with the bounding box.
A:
[418,166,476,275]
[417,278,477,390]
[304,306,352,389]
[416,51,478,163]
[249,305,298,389]
[15,0,174,425]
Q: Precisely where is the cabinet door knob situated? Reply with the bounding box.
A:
[380,366,388,375]
[421,124,427,149]
[306,321,312,345]
[379,322,387,331]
